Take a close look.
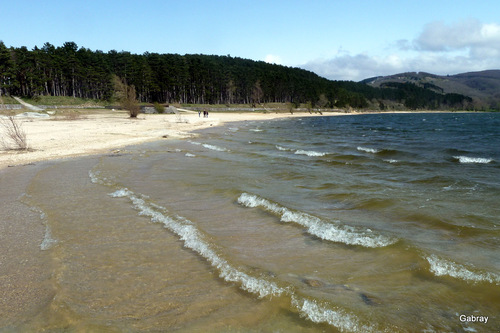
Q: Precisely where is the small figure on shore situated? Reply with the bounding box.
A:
[198,111,201,117]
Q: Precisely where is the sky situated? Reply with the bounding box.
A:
[2,0,500,81]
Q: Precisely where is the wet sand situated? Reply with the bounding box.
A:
[0,109,338,329]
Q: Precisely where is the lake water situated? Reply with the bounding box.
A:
[3,112,499,332]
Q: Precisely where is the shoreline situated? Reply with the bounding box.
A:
[2,109,476,171]
[1,110,342,170]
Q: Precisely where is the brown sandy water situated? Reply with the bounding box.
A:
[1,114,499,332]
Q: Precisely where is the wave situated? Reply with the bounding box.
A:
[35,207,57,250]
[275,145,328,157]
[188,140,229,152]
[426,254,500,285]
[109,188,285,299]
[105,186,380,332]
[357,147,404,158]
[275,145,291,151]
[40,224,57,251]
[357,146,379,154]
[295,149,328,157]
[453,156,493,164]
[203,144,228,152]
[290,296,377,332]
[237,193,396,248]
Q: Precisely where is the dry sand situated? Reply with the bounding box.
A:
[1,110,339,170]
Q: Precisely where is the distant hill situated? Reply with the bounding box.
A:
[361,70,500,109]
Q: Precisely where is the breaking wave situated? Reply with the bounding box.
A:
[275,145,328,157]
[357,146,380,154]
[453,156,493,164]
[188,140,228,152]
[426,254,500,285]
[109,188,285,299]
[295,150,328,157]
[105,186,381,332]
[237,193,396,248]
[275,145,291,151]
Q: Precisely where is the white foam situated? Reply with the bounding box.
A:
[295,150,328,157]
[384,159,399,163]
[109,188,132,198]
[453,156,492,164]
[88,170,113,186]
[88,170,100,184]
[109,188,285,299]
[250,128,263,132]
[357,146,379,154]
[104,185,387,332]
[202,143,228,152]
[291,296,377,333]
[188,141,228,152]
[237,193,396,248]
[40,225,57,250]
[29,205,57,251]
[276,145,291,151]
[185,153,196,157]
[426,254,500,285]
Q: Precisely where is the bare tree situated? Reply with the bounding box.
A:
[251,80,263,107]
[112,75,140,118]
[1,115,28,150]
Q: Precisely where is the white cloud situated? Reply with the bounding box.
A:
[301,19,500,81]
[415,19,500,53]
[264,54,283,65]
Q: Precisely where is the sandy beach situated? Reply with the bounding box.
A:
[0,109,338,330]
[0,110,337,170]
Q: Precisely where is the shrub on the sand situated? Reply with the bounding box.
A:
[0,115,28,150]
[153,102,165,114]
[112,75,140,118]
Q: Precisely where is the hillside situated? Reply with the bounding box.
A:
[362,70,500,109]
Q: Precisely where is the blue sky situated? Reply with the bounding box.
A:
[2,0,500,81]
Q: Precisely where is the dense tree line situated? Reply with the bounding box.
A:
[379,82,473,110]
[0,41,472,110]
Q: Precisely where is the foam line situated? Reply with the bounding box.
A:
[237,193,396,248]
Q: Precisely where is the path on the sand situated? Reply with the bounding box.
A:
[12,97,44,111]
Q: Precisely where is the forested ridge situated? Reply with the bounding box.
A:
[0,41,474,110]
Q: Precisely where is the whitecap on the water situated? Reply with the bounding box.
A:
[237,193,396,248]
[105,187,381,333]
[453,156,493,164]
[295,150,328,157]
[426,254,500,285]
[357,146,380,154]
[202,143,229,152]
[188,140,228,152]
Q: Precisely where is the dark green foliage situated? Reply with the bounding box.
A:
[380,82,472,110]
[153,102,165,114]
[0,41,474,110]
